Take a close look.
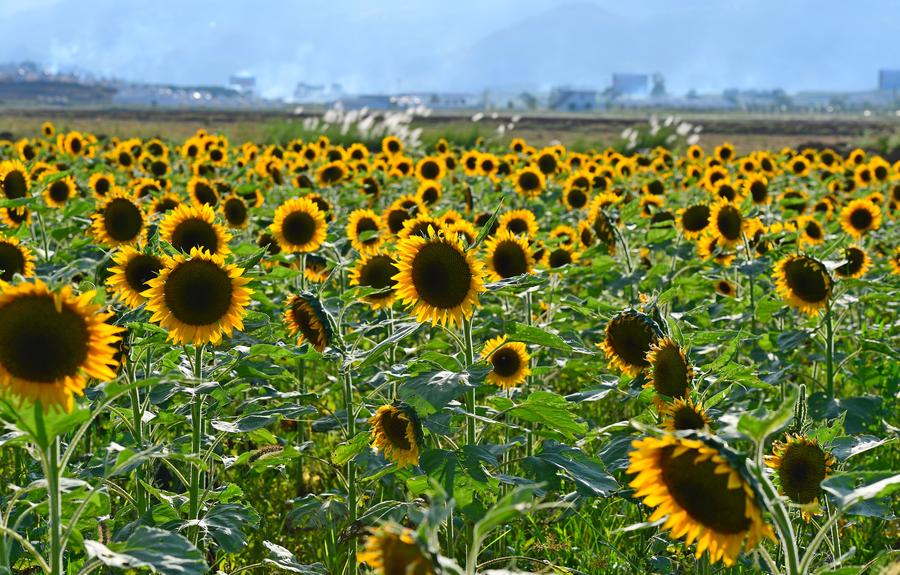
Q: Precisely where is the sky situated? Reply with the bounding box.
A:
[2,0,899,99]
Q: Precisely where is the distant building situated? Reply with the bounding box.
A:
[229,75,256,94]
[878,70,900,91]
[612,74,649,97]
[294,82,343,103]
[548,87,597,111]
[333,94,394,110]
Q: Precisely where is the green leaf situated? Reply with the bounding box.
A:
[351,321,421,369]
[263,540,328,573]
[828,435,892,462]
[821,472,900,509]
[84,526,206,575]
[398,369,475,415]
[506,322,573,352]
[332,431,370,465]
[210,405,317,434]
[200,503,260,553]
[737,385,797,443]
[527,441,618,496]
[468,200,504,252]
[508,391,587,440]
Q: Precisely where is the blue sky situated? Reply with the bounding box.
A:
[2,0,899,98]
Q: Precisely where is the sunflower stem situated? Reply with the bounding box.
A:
[753,460,801,575]
[824,301,834,399]
[188,344,204,545]
[36,212,52,262]
[47,436,63,575]
[524,291,535,458]
[463,316,476,446]
[295,356,306,496]
[342,368,358,575]
[129,386,147,517]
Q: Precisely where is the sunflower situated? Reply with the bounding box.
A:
[283,292,332,351]
[677,204,711,239]
[129,177,163,201]
[546,246,579,271]
[513,166,546,198]
[415,181,442,206]
[697,234,736,267]
[742,174,770,205]
[90,189,146,247]
[188,176,219,207]
[645,337,693,399]
[0,207,30,228]
[349,251,399,311]
[369,402,423,467]
[660,398,711,431]
[627,435,772,566]
[787,155,811,177]
[106,247,164,308]
[0,235,35,282]
[149,192,182,215]
[0,280,122,412]
[316,161,348,186]
[707,200,744,248]
[773,254,832,315]
[160,203,231,256]
[381,136,404,157]
[795,215,825,247]
[714,143,735,163]
[600,310,661,376]
[346,209,384,253]
[415,156,445,181]
[357,523,435,575]
[534,149,560,176]
[143,248,251,345]
[41,121,55,137]
[216,195,249,229]
[839,199,882,238]
[271,197,327,254]
[498,209,539,237]
[482,230,534,281]
[393,228,485,327]
[765,435,835,519]
[715,279,737,297]
[0,160,31,201]
[480,335,531,388]
[834,245,871,279]
[44,175,77,208]
[302,254,330,284]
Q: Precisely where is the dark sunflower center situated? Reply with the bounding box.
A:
[608,316,657,368]
[835,247,864,277]
[548,248,572,268]
[387,209,411,235]
[716,206,742,240]
[359,256,398,299]
[49,181,72,203]
[421,186,439,204]
[118,151,133,167]
[410,241,472,310]
[321,166,343,184]
[103,198,143,241]
[420,161,441,180]
[125,254,163,294]
[94,178,111,196]
[652,346,690,398]
[670,405,706,430]
[193,183,218,206]
[784,258,830,303]
[804,221,822,240]
[718,281,734,295]
[281,211,317,246]
[70,138,83,154]
[567,188,587,208]
[0,243,26,281]
[171,218,220,254]
[153,198,179,214]
[381,410,412,450]
[537,155,557,175]
[491,347,522,377]
[778,443,827,504]
[354,218,379,245]
[150,160,167,177]
[659,445,751,535]
[5,208,28,224]
[290,300,325,346]
[792,160,806,174]
[3,170,28,199]
[506,218,530,235]
[681,205,710,232]
[749,181,768,203]
[223,198,248,225]
[849,207,873,230]
[491,241,528,278]
[0,295,89,382]
[163,260,234,325]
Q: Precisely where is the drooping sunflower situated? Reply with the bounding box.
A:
[482,230,534,281]
[498,209,539,238]
[393,228,485,327]
[707,200,744,248]
[627,435,773,566]
[369,402,423,467]
[660,398,711,431]
[283,292,332,352]
[357,523,435,575]
[677,204,711,239]
[89,189,146,247]
[513,166,546,198]
[44,175,77,208]
[834,245,871,279]
[106,247,164,309]
[0,280,122,412]
[160,203,231,256]
[271,197,327,254]
[773,254,832,315]
[765,435,835,519]
[600,310,661,376]
[480,335,531,388]
[349,251,399,311]
[839,198,882,238]
[0,235,35,282]
[645,337,693,399]
[142,248,252,345]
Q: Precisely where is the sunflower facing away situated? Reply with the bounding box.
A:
[481,335,531,388]
[394,228,485,327]
[142,248,252,345]
[349,251,399,311]
[645,337,693,399]
[271,197,327,254]
[0,235,35,282]
[357,523,435,575]
[0,280,123,412]
[283,292,332,352]
[160,203,232,256]
[628,435,773,566]
[369,402,423,467]
[600,309,661,376]
[106,247,164,308]
[89,189,146,247]
[765,434,835,519]
[482,230,534,281]
[773,254,832,315]
[839,198,882,238]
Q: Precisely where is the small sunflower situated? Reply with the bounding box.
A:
[44,175,77,208]
[678,204,711,239]
[349,251,399,311]
[498,209,539,237]
[188,176,220,207]
[218,195,250,229]
[88,172,116,199]
[415,156,445,181]
[143,248,252,345]
[715,279,737,297]
[773,254,832,315]
[106,247,164,308]
[708,200,744,248]
[0,236,35,282]
[513,166,546,198]
[645,337,693,399]
[369,402,423,467]
[415,181,442,207]
[480,335,531,388]
[765,435,835,519]
[628,435,772,566]
[600,310,661,376]
[546,246,580,271]
[0,160,30,201]
[346,209,384,253]
[742,174,770,205]
[795,215,825,247]
[393,228,485,327]
[834,245,871,279]
[90,189,146,247]
[0,280,122,412]
[839,199,882,238]
[357,523,435,575]
[315,161,348,186]
[160,203,232,256]
[660,398,711,431]
[271,197,327,254]
[149,192,182,215]
[483,230,534,281]
[283,292,332,352]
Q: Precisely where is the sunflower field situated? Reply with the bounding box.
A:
[0,121,897,575]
